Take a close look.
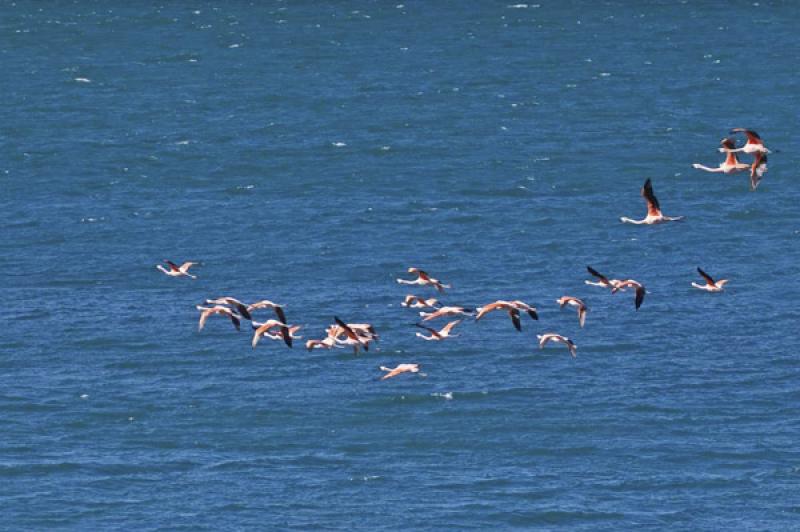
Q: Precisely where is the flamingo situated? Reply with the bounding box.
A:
[204,297,253,320]
[397,268,451,293]
[331,317,377,354]
[419,306,475,321]
[585,266,621,290]
[196,305,241,331]
[257,325,303,344]
[556,296,587,327]
[251,319,291,348]
[727,128,771,155]
[306,335,343,351]
[537,334,577,358]
[379,364,421,380]
[692,138,750,174]
[475,300,538,331]
[611,279,646,310]
[415,319,462,341]
[692,267,728,292]
[246,300,287,323]
[157,260,198,279]
[620,179,684,225]
[401,295,441,309]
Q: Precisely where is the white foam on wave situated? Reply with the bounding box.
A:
[332,142,347,147]
[74,77,91,83]
[431,392,453,400]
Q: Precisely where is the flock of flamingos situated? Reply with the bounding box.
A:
[158,128,770,381]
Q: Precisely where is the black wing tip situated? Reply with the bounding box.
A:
[635,289,645,310]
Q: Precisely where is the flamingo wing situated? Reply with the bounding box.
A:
[634,286,646,310]
[587,266,610,285]
[641,179,661,216]
[697,267,716,286]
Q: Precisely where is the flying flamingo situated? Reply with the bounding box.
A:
[397,268,451,293]
[611,279,646,310]
[157,260,198,279]
[556,296,587,327]
[693,138,750,174]
[379,364,421,380]
[537,333,577,358]
[415,319,462,341]
[475,300,538,331]
[692,267,728,292]
[620,179,684,225]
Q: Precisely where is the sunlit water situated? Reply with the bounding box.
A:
[2,2,799,529]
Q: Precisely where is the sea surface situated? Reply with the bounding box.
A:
[2,1,799,529]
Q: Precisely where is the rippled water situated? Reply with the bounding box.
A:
[2,1,799,529]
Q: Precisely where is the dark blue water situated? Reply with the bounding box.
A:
[2,1,799,529]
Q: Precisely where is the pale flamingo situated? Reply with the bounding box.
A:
[196,305,241,331]
[379,363,421,380]
[157,260,198,279]
[537,333,577,358]
[401,295,441,309]
[419,306,475,321]
[415,319,462,341]
[305,336,343,351]
[749,152,767,191]
[475,300,538,331]
[611,279,646,310]
[556,296,587,327]
[251,319,291,348]
[204,297,253,320]
[258,325,303,343]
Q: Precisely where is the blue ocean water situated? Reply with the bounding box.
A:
[2,1,799,529]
